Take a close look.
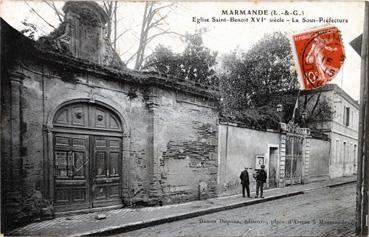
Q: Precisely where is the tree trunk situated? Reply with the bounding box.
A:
[134,2,150,70]
[113,1,117,50]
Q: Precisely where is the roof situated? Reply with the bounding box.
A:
[300,83,359,109]
[1,18,220,101]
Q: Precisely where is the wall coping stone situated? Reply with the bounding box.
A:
[1,19,220,101]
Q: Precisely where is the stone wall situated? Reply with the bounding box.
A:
[1,19,219,229]
[217,124,280,196]
[308,138,330,181]
[155,89,218,203]
[329,132,358,178]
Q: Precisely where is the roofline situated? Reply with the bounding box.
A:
[300,83,359,109]
[1,18,220,101]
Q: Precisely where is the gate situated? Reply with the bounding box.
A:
[285,135,303,185]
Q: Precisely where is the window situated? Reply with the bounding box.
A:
[343,106,350,126]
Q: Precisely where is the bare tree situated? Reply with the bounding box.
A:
[102,1,132,51]
[20,1,179,70]
[130,2,179,70]
[102,1,114,40]
[24,1,59,30]
[43,0,64,23]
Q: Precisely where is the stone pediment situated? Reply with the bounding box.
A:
[40,1,125,70]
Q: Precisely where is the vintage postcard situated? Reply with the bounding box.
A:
[0,0,368,236]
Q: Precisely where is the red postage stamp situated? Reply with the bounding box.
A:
[291,26,345,90]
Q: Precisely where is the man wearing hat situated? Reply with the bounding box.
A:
[255,165,267,198]
[239,167,250,198]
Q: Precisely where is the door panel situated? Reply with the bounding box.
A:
[92,136,122,207]
[53,102,124,212]
[54,133,90,212]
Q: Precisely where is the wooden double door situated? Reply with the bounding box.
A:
[53,133,122,212]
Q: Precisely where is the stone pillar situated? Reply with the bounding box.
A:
[43,125,52,201]
[302,136,311,184]
[279,134,286,188]
[4,70,26,223]
[145,88,162,204]
[121,132,131,202]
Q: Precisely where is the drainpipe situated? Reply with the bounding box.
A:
[224,125,229,187]
[356,2,368,235]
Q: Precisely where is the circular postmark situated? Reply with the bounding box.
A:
[293,26,345,90]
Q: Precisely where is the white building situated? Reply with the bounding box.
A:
[301,84,359,178]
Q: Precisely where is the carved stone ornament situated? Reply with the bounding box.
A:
[40,1,125,70]
[75,112,83,119]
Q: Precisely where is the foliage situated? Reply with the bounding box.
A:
[219,32,300,129]
[219,31,334,130]
[143,32,218,88]
[20,19,38,40]
[142,45,182,75]
[301,92,335,124]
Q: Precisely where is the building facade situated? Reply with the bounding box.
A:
[301,84,359,178]
[1,2,219,229]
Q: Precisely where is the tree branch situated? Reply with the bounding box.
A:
[148,14,169,29]
[25,1,56,29]
[310,92,322,119]
[115,28,132,41]
[43,0,64,23]
[152,3,176,14]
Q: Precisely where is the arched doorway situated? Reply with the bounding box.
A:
[52,102,123,212]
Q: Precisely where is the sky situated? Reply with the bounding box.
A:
[0,1,366,100]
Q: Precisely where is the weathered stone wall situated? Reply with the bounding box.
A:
[1,55,219,228]
[152,89,218,204]
[1,14,220,230]
[1,62,149,224]
[217,124,280,196]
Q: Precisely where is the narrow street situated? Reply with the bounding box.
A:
[113,183,356,237]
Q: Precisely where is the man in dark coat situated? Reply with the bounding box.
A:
[255,165,267,198]
[239,167,250,198]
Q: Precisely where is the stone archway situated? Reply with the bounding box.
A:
[51,102,124,212]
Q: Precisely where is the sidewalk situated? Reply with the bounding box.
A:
[8,176,356,237]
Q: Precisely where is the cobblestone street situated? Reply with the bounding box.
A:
[114,183,356,237]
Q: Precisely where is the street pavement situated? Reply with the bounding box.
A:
[8,176,356,237]
[115,183,356,237]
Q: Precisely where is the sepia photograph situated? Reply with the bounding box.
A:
[0,0,368,236]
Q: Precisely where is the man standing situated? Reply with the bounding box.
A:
[239,167,250,198]
[255,165,267,198]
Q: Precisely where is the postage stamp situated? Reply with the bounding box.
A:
[291,26,345,90]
